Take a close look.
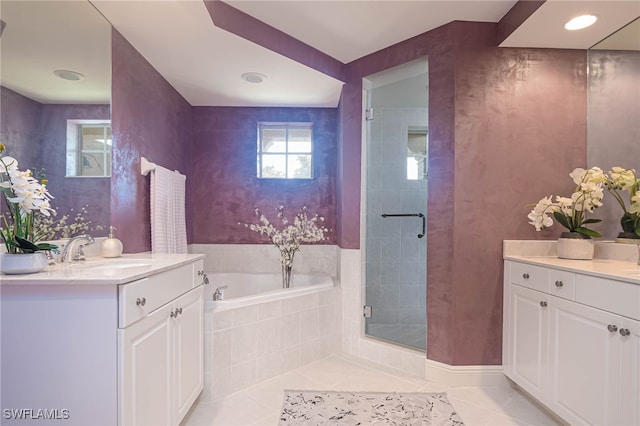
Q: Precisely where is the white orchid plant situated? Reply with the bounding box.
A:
[605,167,640,238]
[0,145,58,253]
[528,167,606,238]
[243,205,329,267]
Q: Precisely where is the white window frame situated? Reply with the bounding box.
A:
[257,122,314,179]
[66,119,112,177]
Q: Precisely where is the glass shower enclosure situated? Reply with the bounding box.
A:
[363,58,428,351]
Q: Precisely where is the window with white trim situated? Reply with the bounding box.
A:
[257,122,313,179]
[66,120,112,177]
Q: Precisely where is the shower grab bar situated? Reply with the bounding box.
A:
[381,213,425,239]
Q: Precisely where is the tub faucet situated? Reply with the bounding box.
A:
[60,234,95,263]
[213,285,227,301]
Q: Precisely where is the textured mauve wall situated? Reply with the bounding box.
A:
[342,21,587,365]
[0,86,41,170]
[111,30,193,253]
[447,23,586,365]
[39,104,111,235]
[191,107,337,244]
[0,86,110,234]
[587,50,640,239]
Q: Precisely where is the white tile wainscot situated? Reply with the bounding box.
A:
[503,240,640,426]
[202,285,342,401]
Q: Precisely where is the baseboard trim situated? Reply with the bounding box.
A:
[424,359,508,387]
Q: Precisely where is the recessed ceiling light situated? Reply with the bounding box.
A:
[565,15,597,31]
[53,70,85,81]
[241,72,267,84]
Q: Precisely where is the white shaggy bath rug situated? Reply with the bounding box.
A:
[279,390,465,425]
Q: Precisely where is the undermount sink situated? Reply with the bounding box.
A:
[66,259,154,271]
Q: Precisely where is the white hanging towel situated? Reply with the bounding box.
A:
[150,165,187,254]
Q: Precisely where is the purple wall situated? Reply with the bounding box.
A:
[0,86,110,235]
[39,104,111,234]
[111,30,193,253]
[191,107,337,244]
[341,22,586,365]
[1,86,42,170]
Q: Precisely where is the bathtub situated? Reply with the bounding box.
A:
[202,271,340,401]
[205,272,334,311]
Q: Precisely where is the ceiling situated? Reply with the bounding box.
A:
[1,0,639,108]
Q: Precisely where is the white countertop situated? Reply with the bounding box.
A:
[504,255,640,285]
[0,253,205,286]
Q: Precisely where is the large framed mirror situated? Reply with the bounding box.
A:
[1,0,112,238]
[587,17,640,239]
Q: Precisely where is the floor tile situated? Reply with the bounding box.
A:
[183,353,563,426]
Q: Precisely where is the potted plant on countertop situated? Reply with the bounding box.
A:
[528,166,605,260]
[243,205,329,288]
[0,144,58,274]
[605,166,640,243]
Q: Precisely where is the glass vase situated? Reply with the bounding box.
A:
[282,263,292,288]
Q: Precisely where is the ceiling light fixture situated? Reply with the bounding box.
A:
[54,69,85,81]
[564,15,597,31]
[241,72,267,84]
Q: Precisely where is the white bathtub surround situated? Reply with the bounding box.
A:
[202,283,342,401]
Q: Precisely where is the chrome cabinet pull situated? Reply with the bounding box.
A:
[619,328,631,337]
[540,301,547,307]
[555,280,563,288]
[136,297,146,307]
[170,310,176,318]
[523,273,530,279]
[176,307,183,315]
[198,270,205,276]
[607,324,618,333]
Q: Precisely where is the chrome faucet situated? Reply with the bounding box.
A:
[213,285,227,301]
[60,234,95,263]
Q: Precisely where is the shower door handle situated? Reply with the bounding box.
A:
[381,213,425,238]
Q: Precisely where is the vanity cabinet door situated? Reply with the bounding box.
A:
[119,302,173,426]
[506,284,549,400]
[619,317,640,426]
[173,286,204,424]
[548,297,621,426]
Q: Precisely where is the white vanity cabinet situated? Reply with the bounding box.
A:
[118,263,204,426]
[0,256,205,426]
[504,260,640,426]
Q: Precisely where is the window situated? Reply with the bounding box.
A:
[257,122,313,179]
[66,120,112,177]
[407,127,428,180]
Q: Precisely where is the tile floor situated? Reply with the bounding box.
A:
[181,354,565,426]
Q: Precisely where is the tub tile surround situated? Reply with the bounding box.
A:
[196,244,341,401]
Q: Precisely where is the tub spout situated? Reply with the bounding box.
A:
[213,285,228,301]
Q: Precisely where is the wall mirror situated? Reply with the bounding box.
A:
[587,17,640,239]
[1,0,112,237]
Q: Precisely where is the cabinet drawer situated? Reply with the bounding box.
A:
[549,269,575,301]
[510,262,549,293]
[119,263,195,328]
[575,275,640,320]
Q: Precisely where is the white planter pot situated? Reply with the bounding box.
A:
[0,252,48,275]
[557,233,594,260]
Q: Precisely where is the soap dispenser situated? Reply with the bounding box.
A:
[101,226,123,258]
